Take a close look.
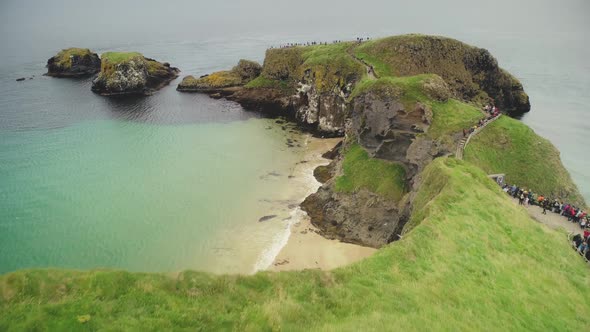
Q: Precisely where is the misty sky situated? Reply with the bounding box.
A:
[1,0,588,62]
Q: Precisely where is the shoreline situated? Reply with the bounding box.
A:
[264,137,377,272]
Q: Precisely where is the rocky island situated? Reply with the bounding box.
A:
[91,52,179,96]
[45,48,101,77]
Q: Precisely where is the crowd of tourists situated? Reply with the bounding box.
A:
[500,183,590,261]
[270,37,371,49]
[462,104,501,137]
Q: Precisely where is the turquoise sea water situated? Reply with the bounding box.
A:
[0,118,307,274]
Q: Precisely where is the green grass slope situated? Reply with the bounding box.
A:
[2,158,589,331]
[334,144,407,201]
[464,116,586,207]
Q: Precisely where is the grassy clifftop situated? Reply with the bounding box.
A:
[354,34,530,112]
[465,116,586,207]
[255,42,365,94]
[2,158,589,331]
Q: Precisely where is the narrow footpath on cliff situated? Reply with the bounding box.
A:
[510,198,583,235]
[347,45,377,80]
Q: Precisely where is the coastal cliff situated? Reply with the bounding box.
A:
[178,34,584,248]
[178,34,530,136]
[3,34,590,330]
[45,48,101,77]
[91,52,179,96]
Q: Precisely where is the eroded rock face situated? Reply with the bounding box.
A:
[46,48,101,77]
[293,80,352,135]
[91,55,179,96]
[300,89,455,247]
[350,92,443,177]
[301,185,401,247]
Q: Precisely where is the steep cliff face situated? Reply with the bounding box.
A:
[178,43,365,135]
[302,75,484,247]
[91,52,179,96]
[46,48,101,77]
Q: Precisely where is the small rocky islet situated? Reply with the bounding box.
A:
[44,49,179,95]
[91,52,179,96]
[45,48,101,77]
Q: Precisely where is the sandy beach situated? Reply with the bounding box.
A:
[267,137,376,272]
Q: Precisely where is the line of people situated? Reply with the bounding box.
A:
[270,37,371,49]
[503,184,588,225]
[571,232,590,262]
[502,184,590,260]
[462,104,501,137]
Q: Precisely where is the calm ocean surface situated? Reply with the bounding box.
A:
[0,0,588,274]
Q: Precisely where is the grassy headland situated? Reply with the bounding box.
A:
[464,116,586,207]
[1,158,589,331]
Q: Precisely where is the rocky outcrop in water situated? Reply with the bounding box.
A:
[45,48,101,77]
[177,59,261,92]
[91,52,179,96]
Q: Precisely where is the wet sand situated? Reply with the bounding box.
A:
[267,137,376,272]
[269,216,376,271]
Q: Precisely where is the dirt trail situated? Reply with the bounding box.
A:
[347,46,377,80]
[510,197,583,235]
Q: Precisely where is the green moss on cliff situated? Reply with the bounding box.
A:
[2,158,589,330]
[54,48,95,69]
[334,144,407,201]
[258,43,364,94]
[145,59,169,77]
[299,43,365,92]
[244,76,292,91]
[464,116,586,207]
[179,59,261,90]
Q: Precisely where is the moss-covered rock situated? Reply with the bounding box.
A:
[91,52,179,96]
[45,48,101,77]
[177,59,261,91]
